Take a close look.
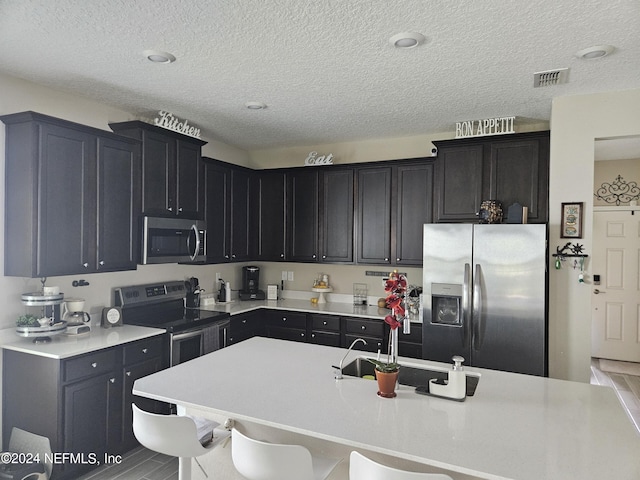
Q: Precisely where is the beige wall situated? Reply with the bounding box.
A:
[548,88,640,382]
[594,158,640,206]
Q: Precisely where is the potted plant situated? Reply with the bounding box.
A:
[368,271,407,398]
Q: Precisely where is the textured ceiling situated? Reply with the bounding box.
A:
[0,0,639,152]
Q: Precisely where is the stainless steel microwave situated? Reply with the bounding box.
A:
[141,216,206,264]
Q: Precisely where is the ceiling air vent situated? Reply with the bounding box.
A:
[533,68,569,87]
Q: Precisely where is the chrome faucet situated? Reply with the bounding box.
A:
[333,338,367,379]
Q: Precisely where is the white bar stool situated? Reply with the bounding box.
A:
[349,451,454,480]
[231,428,341,480]
[132,403,230,480]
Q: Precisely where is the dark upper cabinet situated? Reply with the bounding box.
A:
[434,143,484,221]
[434,131,549,223]
[97,136,141,272]
[109,120,206,219]
[321,168,354,263]
[231,167,252,261]
[1,111,141,277]
[255,170,287,261]
[203,160,231,262]
[357,166,392,264]
[394,161,434,265]
[202,158,252,262]
[288,169,320,262]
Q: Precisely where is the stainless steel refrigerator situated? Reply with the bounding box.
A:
[422,223,547,376]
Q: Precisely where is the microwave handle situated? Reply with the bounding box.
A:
[187,224,201,261]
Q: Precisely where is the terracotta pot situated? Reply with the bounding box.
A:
[375,369,399,398]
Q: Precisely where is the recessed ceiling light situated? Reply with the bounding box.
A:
[143,50,176,64]
[245,101,267,110]
[389,32,426,49]
[575,45,615,59]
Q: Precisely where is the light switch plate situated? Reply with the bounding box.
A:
[287,271,294,281]
[281,271,288,280]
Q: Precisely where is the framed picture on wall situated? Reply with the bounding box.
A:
[561,202,583,238]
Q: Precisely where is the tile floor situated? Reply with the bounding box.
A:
[590,357,640,434]
[78,360,640,480]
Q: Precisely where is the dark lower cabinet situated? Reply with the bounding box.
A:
[343,317,387,353]
[310,314,341,346]
[397,325,423,358]
[2,336,166,480]
[265,310,308,342]
[229,310,265,345]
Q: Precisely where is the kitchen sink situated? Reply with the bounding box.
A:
[341,357,480,396]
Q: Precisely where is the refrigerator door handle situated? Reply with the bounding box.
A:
[462,263,472,346]
[472,264,483,351]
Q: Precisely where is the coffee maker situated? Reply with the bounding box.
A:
[239,266,265,300]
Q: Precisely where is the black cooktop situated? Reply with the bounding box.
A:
[122,301,229,333]
[115,280,229,333]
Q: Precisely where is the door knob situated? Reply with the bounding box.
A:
[593,289,605,294]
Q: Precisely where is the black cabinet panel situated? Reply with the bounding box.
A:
[288,169,319,262]
[434,132,549,223]
[230,168,252,261]
[394,162,434,265]
[357,167,392,264]
[109,120,206,219]
[321,169,354,263]
[1,112,141,277]
[256,171,287,260]
[435,144,484,221]
[204,160,231,262]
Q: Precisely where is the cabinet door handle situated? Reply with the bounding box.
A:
[312,254,316,259]
[83,263,89,268]
[361,325,366,330]
[384,258,389,261]
[300,333,305,337]
[280,253,284,258]
[142,348,148,354]
[91,362,98,368]
[322,255,326,259]
[99,260,104,266]
[225,255,230,259]
[232,254,236,259]
[168,207,173,212]
[109,378,115,384]
[323,321,327,325]
[396,258,400,262]
[242,319,247,324]
[178,207,183,212]
[126,371,131,377]
[282,317,287,322]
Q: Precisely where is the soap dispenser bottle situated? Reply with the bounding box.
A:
[448,355,466,400]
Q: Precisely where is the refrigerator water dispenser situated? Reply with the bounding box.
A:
[431,283,462,326]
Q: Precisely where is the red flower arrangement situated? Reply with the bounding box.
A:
[384,271,407,330]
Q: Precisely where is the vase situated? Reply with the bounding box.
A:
[375,369,399,398]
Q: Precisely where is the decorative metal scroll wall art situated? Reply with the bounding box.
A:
[594,174,640,205]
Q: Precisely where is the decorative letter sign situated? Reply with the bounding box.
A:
[455,116,515,139]
[153,111,201,139]
[304,151,334,166]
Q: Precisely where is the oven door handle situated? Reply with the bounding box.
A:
[172,329,203,341]
[186,224,201,262]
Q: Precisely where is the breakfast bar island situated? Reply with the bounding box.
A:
[133,337,640,480]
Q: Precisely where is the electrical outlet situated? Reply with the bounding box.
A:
[382,277,388,287]
[288,271,294,281]
[281,271,288,281]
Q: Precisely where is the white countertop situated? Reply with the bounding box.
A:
[0,324,164,359]
[201,298,398,320]
[134,337,640,480]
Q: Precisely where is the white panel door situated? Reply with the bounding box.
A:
[591,210,640,361]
